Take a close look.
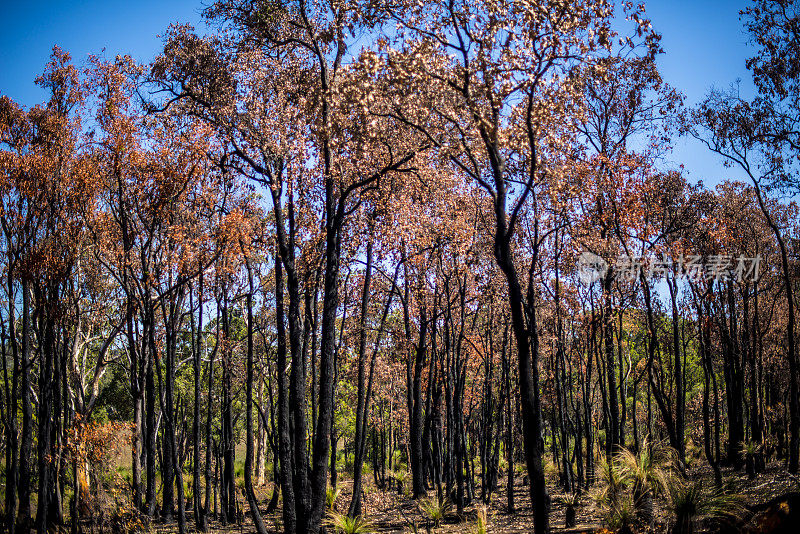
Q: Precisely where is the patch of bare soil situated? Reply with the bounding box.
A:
[130,461,800,533]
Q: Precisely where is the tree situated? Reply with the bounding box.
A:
[695,88,800,472]
[378,2,643,531]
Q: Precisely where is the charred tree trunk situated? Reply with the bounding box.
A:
[275,246,297,534]
[244,258,268,534]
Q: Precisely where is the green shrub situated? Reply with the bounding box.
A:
[327,485,342,510]
[418,496,451,528]
[615,441,678,521]
[325,511,374,534]
[591,441,681,528]
[667,478,744,534]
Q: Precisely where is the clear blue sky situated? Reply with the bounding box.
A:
[0,0,205,104]
[0,0,754,187]
[646,0,755,187]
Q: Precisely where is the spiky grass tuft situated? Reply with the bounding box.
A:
[418,496,451,528]
[326,485,342,510]
[325,511,374,534]
[668,478,745,534]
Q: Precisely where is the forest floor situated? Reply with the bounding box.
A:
[135,460,800,533]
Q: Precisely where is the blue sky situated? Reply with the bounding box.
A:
[0,0,205,104]
[0,0,755,187]
[646,0,755,186]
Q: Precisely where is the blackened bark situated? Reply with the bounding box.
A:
[145,309,157,517]
[554,247,573,493]
[694,289,722,487]
[349,229,374,517]
[751,179,799,472]
[721,283,744,467]
[220,294,236,523]
[18,279,32,526]
[602,273,619,455]
[193,272,206,528]
[161,306,176,522]
[495,235,549,533]
[275,248,297,534]
[499,322,515,513]
[3,273,19,534]
[410,306,428,498]
[245,259,268,534]
[669,278,685,462]
[202,304,219,531]
[35,286,58,533]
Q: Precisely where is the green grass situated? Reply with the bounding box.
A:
[418,495,451,528]
[667,478,745,534]
[325,511,374,534]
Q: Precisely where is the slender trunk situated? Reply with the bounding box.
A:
[494,227,549,533]
[220,294,236,523]
[245,259,268,534]
[504,339,515,513]
[256,378,266,486]
[751,182,798,471]
[145,310,157,517]
[669,278,685,462]
[349,229,374,517]
[275,247,297,534]
[201,303,218,532]
[3,272,19,534]
[603,273,619,455]
[193,272,205,527]
[410,305,428,498]
[18,279,32,525]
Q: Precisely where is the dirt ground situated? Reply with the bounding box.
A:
[137,460,800,533]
